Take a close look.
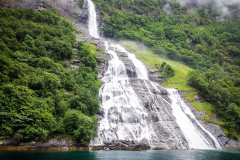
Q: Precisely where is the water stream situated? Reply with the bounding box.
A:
[87,0,99,38]
[87,0,221,150]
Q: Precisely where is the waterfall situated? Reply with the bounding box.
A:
[167,89,221,149]
[87,0,221,149]
[87,0,99,38]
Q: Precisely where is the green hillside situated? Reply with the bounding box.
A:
[93,0,240,139]
[0,8,100,143]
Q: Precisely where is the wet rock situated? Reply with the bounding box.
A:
[149,68,160,73]
[150,111,159,122]
[79,3,88,25]
[92,146,104,151]
[153,147,165,150]
[97,108,105,118]
[113,51,137,78]
[0,139,89,151]
[96,115,103,121]
[159,87,168,95]
[147,66,166,83]
[103,141,113,146]
[209,116,220,122]
[183,98,240,148]
[114,142,121,146]
[115,51,128,57]
[121,140,129,145]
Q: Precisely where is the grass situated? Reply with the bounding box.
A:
[121,41,234,132]
[192,102,216,117]
[122,41,195,92]
[85,43,103,57]
[86,43,98,56]
[184,92,198,101]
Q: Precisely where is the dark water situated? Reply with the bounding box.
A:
[1,149,240,160]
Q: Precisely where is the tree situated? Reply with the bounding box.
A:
[63,109,98,144]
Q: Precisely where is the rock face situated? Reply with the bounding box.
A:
[183,99,240,148]
[128,78,188,149]
[0,139,89,151]
[0,0,83,19]
[77,0,106,36]
[93,41,240,150]
[78,0,89,29]
[91,140,150,151]
[147,67,166,83]
[115,51,137,78]
[92,43,190,150]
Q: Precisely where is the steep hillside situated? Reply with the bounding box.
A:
[92,0,240,139]
[0,7,101,144]
[0,0,240,146]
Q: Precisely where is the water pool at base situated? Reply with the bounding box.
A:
[1,149,240,160]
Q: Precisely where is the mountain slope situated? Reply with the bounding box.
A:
[0,7,100,144]
[92,0,240,139]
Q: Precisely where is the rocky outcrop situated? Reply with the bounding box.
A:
[0,139,89,151]
[0,0,83,19]
[147,67,166,83]
[94,41,240,150]
[182,97,240,148]
[128,78,188,149]
[76,0,107,36]
[94,45,189,150]
[91,140,150,151]
[77,0,89,29]
[115,51,137,78]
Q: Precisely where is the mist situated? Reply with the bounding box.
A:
[176,0,240,16]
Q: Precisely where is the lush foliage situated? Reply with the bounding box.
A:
[0,8,99,143]
[155,61,175,77]
[92,0,240,138]
[93,0,240,74]
[187,71,240,139]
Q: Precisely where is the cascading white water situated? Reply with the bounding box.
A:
[167,89,221,149]
[87,0,99,38]
[92,42,158,146]
[87,0,221,149]
[112,45,149,80]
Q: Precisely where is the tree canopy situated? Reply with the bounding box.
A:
[0,7,100,143]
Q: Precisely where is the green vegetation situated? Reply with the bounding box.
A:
[155,61,175,77]
[106,0,240,139]
[122,41,194,91]
[94,0,239,74]
[0,7,100,143]
[187,71,240,140]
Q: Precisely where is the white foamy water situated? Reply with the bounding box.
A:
[87,0,221,149]
[87,0,99,38]
[112,44,149,80]
[167,89,221,149]
[92,42,158,146]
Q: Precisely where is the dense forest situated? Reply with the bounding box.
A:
[0,0,240,143]
[0,8,100,143]
[92,0,240,139]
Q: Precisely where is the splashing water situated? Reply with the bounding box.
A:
[167,89,221,149]
[92,42,158,146]
[87,0,221,149]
